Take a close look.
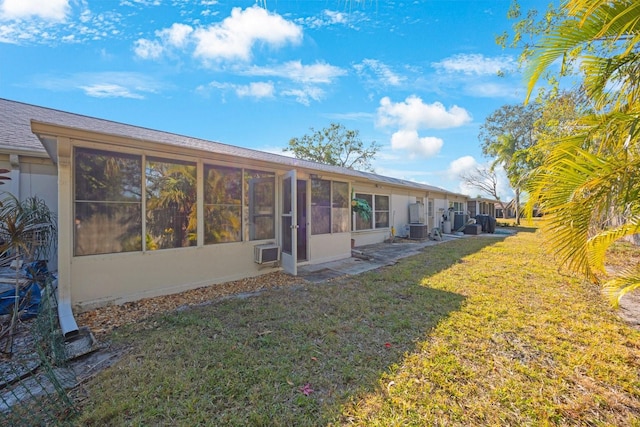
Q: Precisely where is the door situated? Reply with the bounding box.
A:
[281,170,297,275]
[296,179,308,262]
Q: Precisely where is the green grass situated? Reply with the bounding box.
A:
[75,228,640,426]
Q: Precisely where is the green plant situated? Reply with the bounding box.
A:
[351,197,372,221]
[523,0,640,305]
[0,192,57,354]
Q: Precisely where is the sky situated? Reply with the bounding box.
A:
[0,0,546,198]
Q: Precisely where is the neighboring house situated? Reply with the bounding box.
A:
[468,197,497,219]
[0,98,473,319]
[494,199,519,219]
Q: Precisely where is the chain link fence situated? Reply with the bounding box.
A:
[1,275,78,426]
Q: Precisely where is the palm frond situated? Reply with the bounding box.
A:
[526,1,640,105]
[587,217,640,273]
[603,265,640,307]
[527,124,639,279]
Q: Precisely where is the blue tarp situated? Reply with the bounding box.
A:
[0,260,48,319]
[0,281,41,319]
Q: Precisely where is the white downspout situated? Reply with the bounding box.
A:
[55,278,79,337]
[55,137,79,338]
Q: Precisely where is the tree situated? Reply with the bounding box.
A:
[516,0,640,304]
[146,162,197,249]
[459,167,510,218]
[285,123,380,171]
[478,103,542,224]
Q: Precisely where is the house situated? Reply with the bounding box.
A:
[0,98,475,331]
[494,199,518,219]
[468,197,497,218]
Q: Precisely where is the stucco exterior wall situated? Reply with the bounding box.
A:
[44,133,361,311]
[70,242,279,311]
[308,232,351,264]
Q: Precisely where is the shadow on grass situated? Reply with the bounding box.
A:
[77,238,499,426]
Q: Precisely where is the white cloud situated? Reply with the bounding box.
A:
[281,86,324,106]
[390,130,443,158]
[0,2,124,45]
[236,81,275,98]
[133,38,164,59]
[244,61,346,84]
[376,95,472,130]
[432,53,516,76]
[35,71,161,99]
[376,96,471,159]
[193,5,302,62]
[0,0,69,21]
[158,23,193,48]
[198,80,276,101]
[324,10,347,24]
[134,6,301,63]
[465,82,521,98]
[448,155,478,177]
[134,23,193,59]
[354,59,405,87]
[120,0,161,6]
[297,9,364,29]
[79,83,144,99]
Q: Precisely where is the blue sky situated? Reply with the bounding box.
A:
[0,0,544,198]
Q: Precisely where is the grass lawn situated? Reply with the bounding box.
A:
[75,228,640,426]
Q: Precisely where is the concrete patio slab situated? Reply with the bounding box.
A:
[297,232,509,283]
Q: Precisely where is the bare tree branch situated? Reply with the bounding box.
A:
[460,167,510,218]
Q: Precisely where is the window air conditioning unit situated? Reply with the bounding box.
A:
[254,244,280,264]
[409,224,428,239]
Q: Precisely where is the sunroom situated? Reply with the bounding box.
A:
[32,120,360,314]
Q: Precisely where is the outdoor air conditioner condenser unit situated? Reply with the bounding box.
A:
[254,244,280,264]
[409,224,428,239]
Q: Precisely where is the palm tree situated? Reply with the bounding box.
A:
[525,0,640,304]
[479,103,542,225]
[146,161,197,249]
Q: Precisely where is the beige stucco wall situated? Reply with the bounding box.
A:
[309,233,351,264]
[71,242,279,311]
[351,184,455,245]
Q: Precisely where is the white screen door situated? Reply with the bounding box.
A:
[280,170,297,275]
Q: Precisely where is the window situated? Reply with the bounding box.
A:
[354,193,373,230]
[204,164,242,244]
[245,170,275,241]
[354,193,390,231]
[311,179,331,235]
[428,200,434,218]
[146,158,197,250]
[374,195,389,228]
[73,146,277,254]
[311,179,350,235]
[332,181,349,233]
[450,201,465,212]
[74,148,142,256]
